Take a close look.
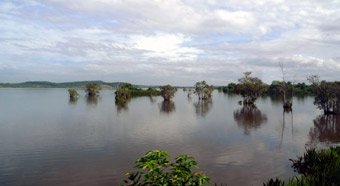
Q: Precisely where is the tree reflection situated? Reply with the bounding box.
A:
[86,96,98,105]
[68,97,78,105]
[115,98,130,113]
[160,100,175,114]
[279,109,294,149]
[233,105,267,135]
[149,96,156,103]
[269,95,282,106]
[309,115,340,144]
[193,98,212,117]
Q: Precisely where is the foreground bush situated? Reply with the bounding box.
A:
[264,147,340,186]
[122,150,210,185]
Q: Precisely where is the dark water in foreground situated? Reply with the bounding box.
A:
[0,88,339,186]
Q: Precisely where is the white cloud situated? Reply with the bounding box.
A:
[0,0,339,84]
[132,33,200,61]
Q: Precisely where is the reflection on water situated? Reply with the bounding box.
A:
[68,97,78,105]
[115,99,130,112]
[309,115,340,145]
[0,89,337,186]
[187,95,192,102]
[280,110,294,148]
[159,100,175,114]
[268,95,282,106]
[193,99,212,117]
[86,96,98,105]
[149,96,156,103]
[233,105,267,135]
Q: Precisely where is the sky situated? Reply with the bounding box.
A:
[0,0,339,86]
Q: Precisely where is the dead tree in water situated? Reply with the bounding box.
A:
[279,62,292,110]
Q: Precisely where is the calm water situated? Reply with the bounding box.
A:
[0,88,339,185]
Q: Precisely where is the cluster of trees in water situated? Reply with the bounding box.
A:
[67,72,340,116]
[63,74,340,185]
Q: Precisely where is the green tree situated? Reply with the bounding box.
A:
[235,72,267,105]
[122,150,210,185]
[308,75,340,115]
[115,87,131,104]
[85,83,101,97]
[194,81,213,100]
[160,85,176,101]
[68,88,79,99]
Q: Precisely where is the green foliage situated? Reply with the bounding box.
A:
[68,88,79,98]
[224,80,313,98]
[122,150,210,186]
[115,84,161,108]
[118,83,161,97]
[85,83,101,97]
[115,87,131,105]
[292,83,312,96]
[194,81,213,100]
[263,178,285,186]
[265,147,340,186]
[236,72,268,105]
[308,76,340,115]
[160,85,176,101]
[290,147,340,184]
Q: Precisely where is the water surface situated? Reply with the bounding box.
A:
[0,88,338,185]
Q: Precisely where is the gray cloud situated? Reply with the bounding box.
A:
[0,0,339,85]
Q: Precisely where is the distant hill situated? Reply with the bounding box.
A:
[0,81,198,89]
[0,81,128,88]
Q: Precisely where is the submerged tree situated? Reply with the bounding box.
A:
[115,87,131,105]
[279,62,293,110]
[308,75,340,115]
[68,88,79,99]
[194,81,213,100]
[160,85,176,101]
[235,72,267,105]
[85,83,101,97]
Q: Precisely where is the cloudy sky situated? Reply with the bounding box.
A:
[0,0,339,85]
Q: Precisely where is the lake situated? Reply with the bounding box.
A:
[0,88,339,185]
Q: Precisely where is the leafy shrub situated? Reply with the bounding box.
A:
[265,147,340,186]
[68,88,79,98]
[122,150,210,186]
[85,83,101,97]
[160,85,176,101]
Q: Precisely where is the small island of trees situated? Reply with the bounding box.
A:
[63,73,339,118]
